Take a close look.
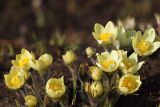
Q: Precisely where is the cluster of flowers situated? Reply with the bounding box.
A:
[3,21,160,107]
[4,49,66,106]
[84,21,160,100]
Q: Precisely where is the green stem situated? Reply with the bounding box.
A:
[59,100,65,107]
[97,72,117,107]
[104,72,119,107]
[105,92,120,107]
[15,91,21,107]
[112,93,120,107]
[96,73,109,107]
[31,74,43,106]
[68,66,77,105]
[52,100,58,106]
[15,99,21,107]
[102,44,108,51]
[43,95,48,107]
[112,40,120,50]
[90,58,96,65]
[40,73,45,83]
[25,84,36,95]
[19,90,25,98]
[87,94,97,107]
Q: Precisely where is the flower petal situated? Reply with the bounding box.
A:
[111,50,119,61]
[142,28,155,42]
[92,23,104,41]
[149,42,160,53]
[137,61,145,71]
[129,52,138,63]
[132,31,142,49]
[104,21,115,33]
[94,23,104,34]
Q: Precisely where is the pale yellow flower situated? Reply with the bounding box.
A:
[12,49,35,70]
[119,51,144,74]
[132,28,160,56]
[46,76,65,99]
[62,50,76,65]
[31,54,53,73]
[24,95,37,107]
[4,70,25,90]
[118,74,141,95]
[117,26,136,49]
[10,66,30,80]
[92,21,117,44]
[96,50,119,72]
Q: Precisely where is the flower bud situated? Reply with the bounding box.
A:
[62,50,76,65]
[86,47,94,58]
[89,81,103,98]
[24,95,37,107]
[96,50,119,72]
[12,48,35,70]
[89,66,103,81]
[132,28,160,56]
[11,66,30,80]
[119,51,144,74]
[92,21,117,44]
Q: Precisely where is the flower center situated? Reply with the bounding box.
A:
[99,33,112,41]
[123,60,133,70]
[137,40,151,53]
[11,76,20,86]
[102,59,116,70]
[19,57,29,67]
[121,77,137,91]
[49,82,62,91]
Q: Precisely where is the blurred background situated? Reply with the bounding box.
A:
[1,0,160,59]
[0,0,160,44]
[0,0,160,107]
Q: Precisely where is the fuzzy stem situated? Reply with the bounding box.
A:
[105,92,120,107]
[43,95,48,107]
[59,100,65,107]
[87,94,97,107]
[31,74,43,106]
[102,44,108,51]
[15,99,21,107]
[52,100,58,106]
[90,58,96,65]
[15,91,21,107]
[68,65,77,105]
[25,84,36,95]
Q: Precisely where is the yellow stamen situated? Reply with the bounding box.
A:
[49,82,62,91]
[99,33,112,42]
[19,57,29,67]
[121,76,137,91]
[102,59,116,70]
[137,40,151,53]
[11,76,20,86]
[123,60,133,70]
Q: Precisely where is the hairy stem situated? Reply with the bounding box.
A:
[31,74,43,106]
[68,65,77,105]
[43,95,48,107]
